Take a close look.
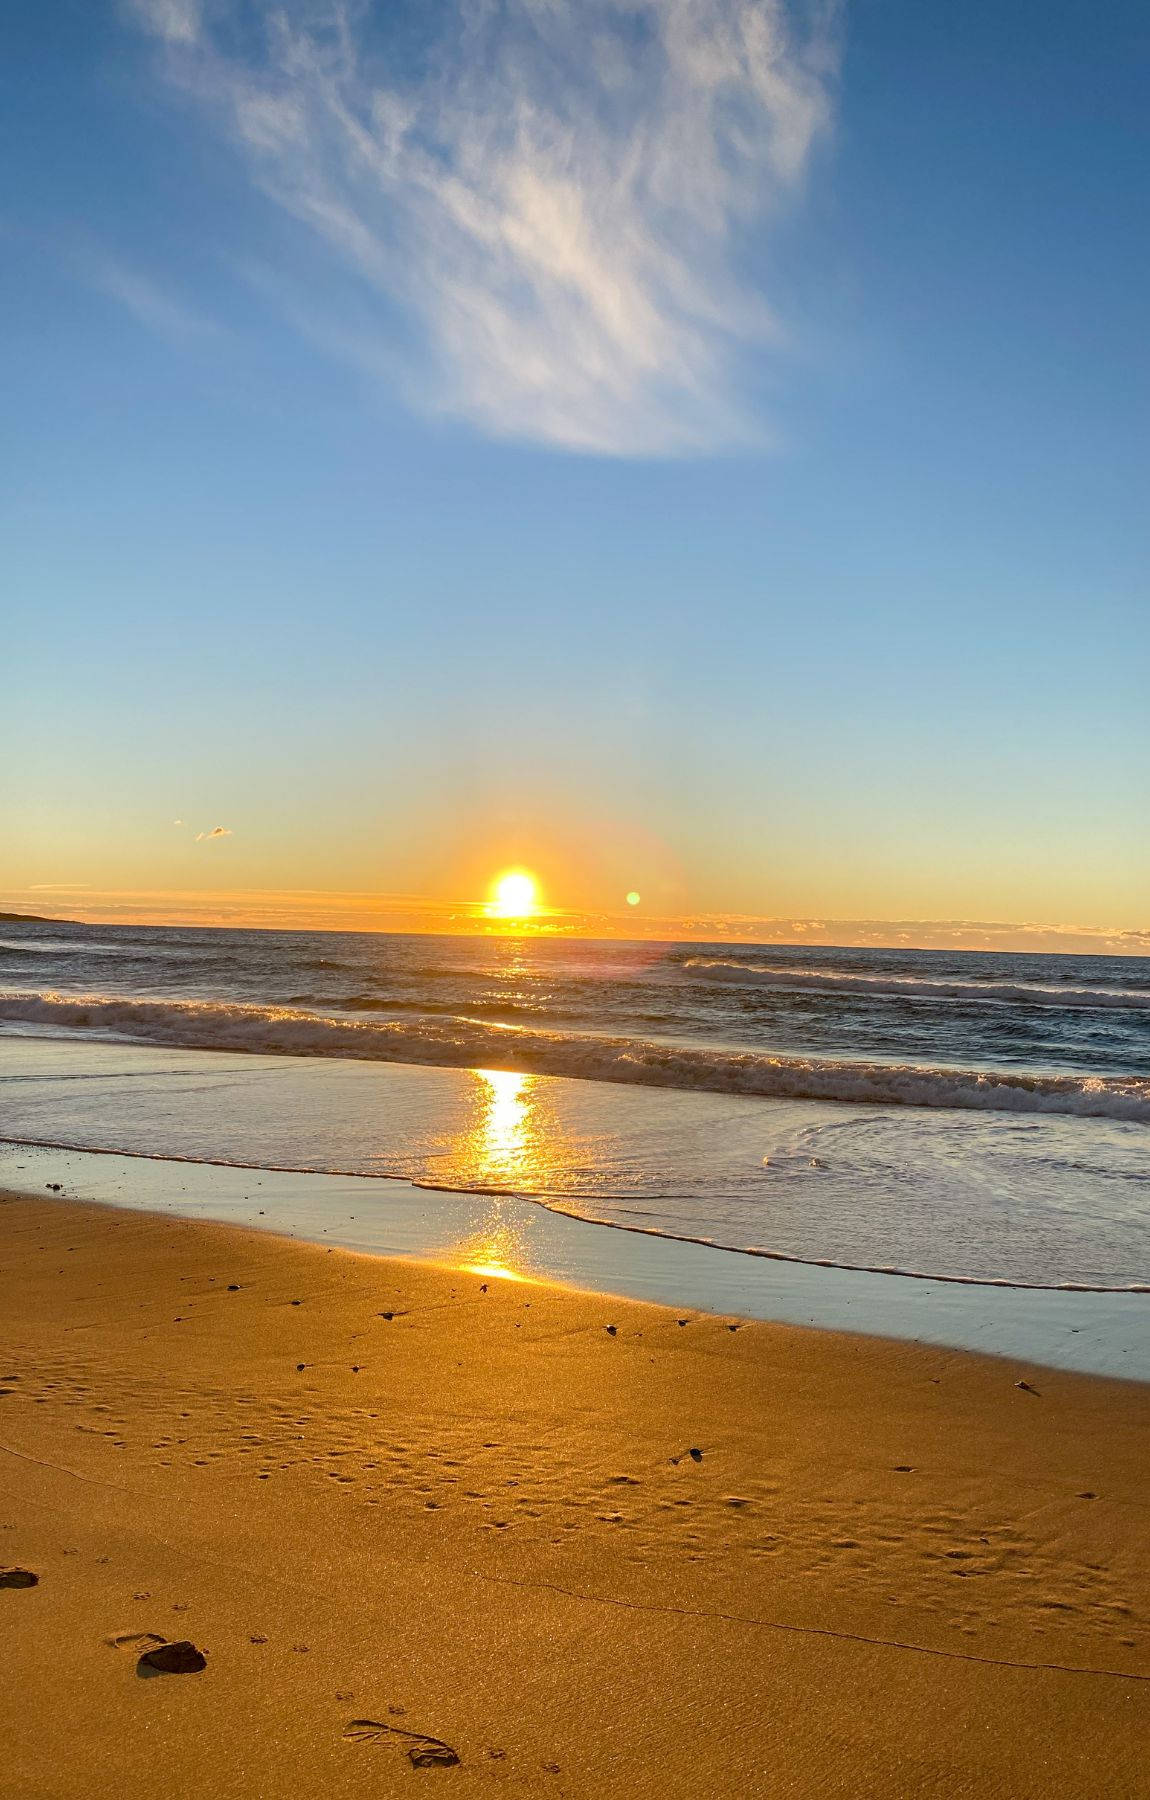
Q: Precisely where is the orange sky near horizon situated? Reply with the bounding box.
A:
[4,881,1149,958]
[9,741,1147,955]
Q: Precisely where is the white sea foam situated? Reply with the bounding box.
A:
[4,990,1149,1122]
[683,958,1150,1010]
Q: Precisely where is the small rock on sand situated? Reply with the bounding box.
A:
[137,1640,207,1675]
[410,1744,460,1769]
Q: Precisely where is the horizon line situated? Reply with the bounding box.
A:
[4,890,1149,956]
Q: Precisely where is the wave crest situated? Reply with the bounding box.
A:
[683,958,1150,1010]
[3,989,1149,1123]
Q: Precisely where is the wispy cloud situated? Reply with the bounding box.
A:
[127,0,839,454]
[195,825,233,841]
[131,0,201,45]
[77,245,217,345]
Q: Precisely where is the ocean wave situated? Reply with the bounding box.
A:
[683,958,1150,1011]
[0,940,222,965]
[3,989,1149,1122]
[287,991,613,1026]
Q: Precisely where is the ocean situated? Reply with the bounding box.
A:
[1,920,1148,1292]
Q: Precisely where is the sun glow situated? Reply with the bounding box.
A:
[461,1257,529,1283]
[488,868,539,919]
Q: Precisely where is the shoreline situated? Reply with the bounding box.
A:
[4,1139,1148,1381]
[3,1035,1146,1304]
[7,1132,1150,1295]
[2,1186,1148,1795]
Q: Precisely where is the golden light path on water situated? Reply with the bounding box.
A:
[448,1068,548,1283]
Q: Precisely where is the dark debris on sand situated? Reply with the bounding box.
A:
[0,1568,39,1588]
[137,1640,207,1675]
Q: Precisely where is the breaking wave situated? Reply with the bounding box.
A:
[4,989,1149,1123]
[683,958,1150,1011]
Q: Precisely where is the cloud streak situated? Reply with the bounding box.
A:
[78,245,218,345]
[128,0,839,454]
[195,825,233,841]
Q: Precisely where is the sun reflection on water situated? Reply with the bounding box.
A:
[457,1234,532,1284]
[449,1067,539,1191]
[482,1068,530,1173]
[442,1068,550,1282]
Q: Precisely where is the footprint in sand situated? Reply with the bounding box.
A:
[344,1719,460,1769]
[105,1632,168,1651]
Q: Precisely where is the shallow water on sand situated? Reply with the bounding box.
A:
[4,1139,1147,1380]
[2,1036,1148,1292]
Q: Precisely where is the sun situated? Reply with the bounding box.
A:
[488,869,539,920]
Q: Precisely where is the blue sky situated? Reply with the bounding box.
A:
[4,0,1148,942]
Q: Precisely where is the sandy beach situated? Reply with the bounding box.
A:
[2,1186,1148,1797]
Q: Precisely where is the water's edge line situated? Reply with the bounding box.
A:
[4,1135,1147,1297]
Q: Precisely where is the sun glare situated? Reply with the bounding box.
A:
[488,869,539,919]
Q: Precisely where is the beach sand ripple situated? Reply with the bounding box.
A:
[1,1190,1148,1796]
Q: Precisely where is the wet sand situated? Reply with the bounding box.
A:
[2,1188,1148,1797]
